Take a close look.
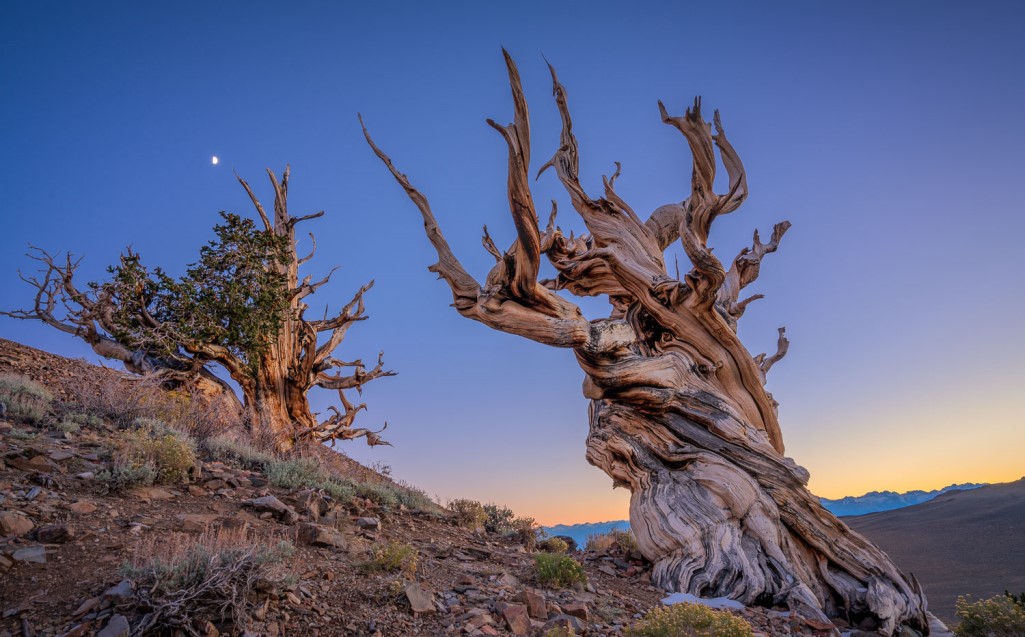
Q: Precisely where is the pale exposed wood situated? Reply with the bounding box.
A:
[365,54,930,635]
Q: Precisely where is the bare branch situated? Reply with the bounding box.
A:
[297,232,317,266]
[756,327,789,380]
[717,221,791,325]
[360,114,481,311]
[235,172,273,232]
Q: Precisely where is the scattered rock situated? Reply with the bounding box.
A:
[563,601,589,621]
[543,614,586,633]
[404,582,436,614]
[513,589,547,619]
[497,571,520,588]
[12,545,46,563]
[97,614,130,637]
[176,513,219,533]
[69,500,97,514]
[356,516,380,530]
[497,602,531,635]
[297,522,348,549]
[244,495,299,524]
[35,523,74,543]
[103,580,134,603]
[0,510,34,537]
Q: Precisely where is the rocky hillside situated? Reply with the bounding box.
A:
[0,338,951,637]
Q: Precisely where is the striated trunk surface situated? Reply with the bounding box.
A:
[364,51,929,634]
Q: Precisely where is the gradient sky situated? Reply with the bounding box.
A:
[2,1,1023,525]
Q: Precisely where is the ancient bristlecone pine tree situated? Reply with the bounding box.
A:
[363,53,929,634]
[4,168,393,452]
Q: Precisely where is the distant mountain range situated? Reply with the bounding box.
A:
[545,482,985,546]
[820,482,984,516]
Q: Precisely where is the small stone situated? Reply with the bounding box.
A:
[497,571,520,588]
[48,449,75,461]
[103,580,134,603]
[0,510,34,537]
[297,522,348,549]
[188,486,207,497]
[563,602,589,621]
[96,614,130,637]
[72,597,101,617]
[12,545,46,563]
[498,603,530,635]
[244,495,299,524]
[69,500,97,514]
[356,516,380,530]
[543,614,585,633]
[176,514,219,533]
[512,590,547,620]
[35,523,74,543]
[404,582,436,614]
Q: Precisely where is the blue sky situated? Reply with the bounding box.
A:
[2,1,1023,523]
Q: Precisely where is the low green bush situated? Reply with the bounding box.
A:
[363,541,419,578]
[539,537,569,553]
[534,553,587,589]
[955,593,1025,637]
[448,499,488,529]
[0,374,53,424]
[626,603,753,637]
[98,419,197,490]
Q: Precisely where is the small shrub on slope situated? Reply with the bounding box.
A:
[539,537,569,553]
[626,603,753,637]
[535,553,587,588]
[363,541,419,578]
[98,419,197,490]
[0,374,53,424]
[448,499,488,530]
[955,593,1025,637]
[125,528,294,633]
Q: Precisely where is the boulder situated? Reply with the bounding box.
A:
[35,523,74,543]
[244,495,299,524]
[512,589,547,620]
[297,522,348,549]
[69,500,97,514]
[356,516,380,530]
[497,602,531,635]
[404,582,436,614]
[97,614,130,637]
[12,545,46,563]
[0,510,34,537]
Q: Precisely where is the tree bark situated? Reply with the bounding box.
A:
[364,51,929,635]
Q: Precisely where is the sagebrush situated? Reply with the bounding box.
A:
[955,593,1025,637]
[0,374,53,424]
[625,603,753,637]
[534,553,587,589]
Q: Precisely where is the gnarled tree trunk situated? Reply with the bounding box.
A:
[364,52,929,635]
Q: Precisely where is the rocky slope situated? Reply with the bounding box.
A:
[0,338,951,637]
